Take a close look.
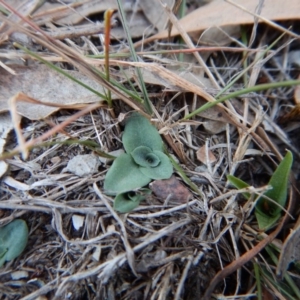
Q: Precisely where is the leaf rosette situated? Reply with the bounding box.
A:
[104,113,173,195]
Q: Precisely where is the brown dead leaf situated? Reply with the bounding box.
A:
[122,67,177,89]
[32,0,118,25]
[262,288,276,300]
[150,176,192,204]
[139,0,174,31]
[111,11,155,40]
[0,64,113,120]
[0,112,13,177]
[30,0,155,41]
[276,224,300,278]
[140,0,300,43]
[168,66,213,89]
[202,120,227,134]
[197,146,217,165]
[190,25,240,46]
[123,65,212,90]
[188,97,230,123]
[32,0,155,40]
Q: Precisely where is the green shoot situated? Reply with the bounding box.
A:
[227,150,293,230]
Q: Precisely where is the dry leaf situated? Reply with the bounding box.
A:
[190,25,240,45]
[143,0,300,42]
[150,176,192,204]
[262,288,276,300]
[168,66,213,89]
[0,112,13,177]
[111,11,155,40]
[139,0,174,31]
[0,64,112,120]
[196,146,217,165]
[187,97,229,123]
[122,67,210,90]
[33,0,118,25]
[202,120,227,134]
[276,225,300,278]
[33,0,155,40]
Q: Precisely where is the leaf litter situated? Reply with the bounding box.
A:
[0,0,300,299]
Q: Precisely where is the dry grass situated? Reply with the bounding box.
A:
[0,1,300,300]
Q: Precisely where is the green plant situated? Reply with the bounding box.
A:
[227,150,293,230]
[104,113,173,212]
[113,189,152,213]
[0,219,28,267]
[228,151,297,298]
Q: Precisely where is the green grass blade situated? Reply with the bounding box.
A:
[177,0,186,63]
[91,66,144,103]
[254,262,262,300]
[227,174,251,199]
[214,30,286,99]
[256,150,293,217]
[183,80,300,120]
[0,4,9,14]
[116,0,152,114]
[255,151,292,230]
[167,153,202,196]
[265,245,300,299]
[255,210,281,231]
[182,31,295,121]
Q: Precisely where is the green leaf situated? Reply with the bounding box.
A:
[0,246,7,259]
[0,219,28,267]
[122,113,164,153]
[256,150,293,217]
[113,191,146,213]
[227,174,251,199]
[139,150,173,180]
[255,210,281,231]
[104,112,173,213]
[104,153,151,194]
[131,146,160,167]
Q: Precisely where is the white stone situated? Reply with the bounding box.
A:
[66,154,100,177]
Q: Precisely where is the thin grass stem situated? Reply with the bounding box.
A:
[116,0,152,114]
[183,79,300,120]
